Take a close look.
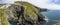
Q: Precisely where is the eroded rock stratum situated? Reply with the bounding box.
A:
[0,1,47,25]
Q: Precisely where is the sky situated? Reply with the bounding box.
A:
[0,0,60,10]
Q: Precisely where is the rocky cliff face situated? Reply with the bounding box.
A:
[12,1,45,25]
[0,4,11,25]
[0,1,47,25]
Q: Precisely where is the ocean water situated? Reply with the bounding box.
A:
[41,10,60,25]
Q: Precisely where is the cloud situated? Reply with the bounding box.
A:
[2,0,21,4]
[2,0,60,10]
[21,0,60,10]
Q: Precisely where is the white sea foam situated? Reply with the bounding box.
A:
[44,16,49,22]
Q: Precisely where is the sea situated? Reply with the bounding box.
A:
[41,10,60,25]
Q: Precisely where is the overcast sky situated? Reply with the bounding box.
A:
[0,0,60,10]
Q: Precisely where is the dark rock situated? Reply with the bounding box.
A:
[7,1,46,25]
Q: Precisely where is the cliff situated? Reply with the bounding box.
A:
[0,1,48,25]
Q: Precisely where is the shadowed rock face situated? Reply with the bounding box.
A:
[0,1,47,25]
[10,1,45,25]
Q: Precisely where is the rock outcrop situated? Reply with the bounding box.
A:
[53,22,60,25]
[0,4,11,25]
[0,1,48,25]
[10,1,46,25]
